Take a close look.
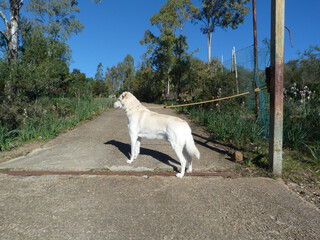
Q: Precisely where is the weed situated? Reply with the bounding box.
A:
[0,125,18,151]
[304,142,320,167]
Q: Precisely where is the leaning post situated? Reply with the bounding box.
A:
[269,0,285,175]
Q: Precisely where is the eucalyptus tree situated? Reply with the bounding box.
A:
[120,54,135,92]
[142,0,198,98]
[141,28,175,96]
[105,65,121,95]
[0,0,85,62]
[195,0,250,64]
[93,62,109,96]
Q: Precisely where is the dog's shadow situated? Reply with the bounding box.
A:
[104,140,179,171]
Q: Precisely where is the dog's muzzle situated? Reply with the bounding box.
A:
[114,101,122,109]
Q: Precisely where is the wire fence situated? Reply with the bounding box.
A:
[223,45,270,137]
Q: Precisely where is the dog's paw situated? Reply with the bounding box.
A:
[176,173,184,178]
[186,168,192,173]
[127,159,133,164]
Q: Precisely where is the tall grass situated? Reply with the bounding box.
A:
[182,83,319,168]
[186,106,265,147]
[0,97,115,151]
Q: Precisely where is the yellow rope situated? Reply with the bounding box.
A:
[148,87,267,109]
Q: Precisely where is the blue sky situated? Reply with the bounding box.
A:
[67,0,320,78]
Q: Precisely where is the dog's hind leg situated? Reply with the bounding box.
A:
[172,144,187,178]
[183,148,192,173]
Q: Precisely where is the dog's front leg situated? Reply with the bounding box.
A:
[134,137,141,159]
[127,134,138,164]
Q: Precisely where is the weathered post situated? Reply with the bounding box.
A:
[252,0,260,119]
[269,0,285,175]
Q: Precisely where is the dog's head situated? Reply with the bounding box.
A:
[114,92,138,109]
[113,92,127,109]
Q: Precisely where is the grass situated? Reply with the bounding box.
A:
[0,97,115,151]
[184,105,266,148]
[176,98,319,194]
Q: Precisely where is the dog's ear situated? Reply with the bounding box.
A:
[122,92,128,99]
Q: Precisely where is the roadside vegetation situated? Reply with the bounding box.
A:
[0,97,114,151]
[0,1,113,151]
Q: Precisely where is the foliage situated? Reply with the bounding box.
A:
[141,0,198,98]
[140,28,175,96]
[195,0,250,32]
[0,11,107,145]
[284,45,320,93]
[119,54,135,92]
[105,65,121,94]
[0,97,114,151]
[150,0,198,33]
[67,69,92,97]
[0,0,84,62]
[194,0,250,63]
[26,0,84,41]
[133,60,161,102]
[93,62,109,97]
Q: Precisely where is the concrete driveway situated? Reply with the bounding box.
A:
[0,105,319,239]
[0,104,234,173]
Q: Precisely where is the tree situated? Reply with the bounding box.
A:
[105,65,120,94]
[0,0,84,62]
[284,45,320,92]
[133,59,161,102]
[120,54,135,92]
[142,0,198,98]
[141,28,175,96]
[68,69,90,97]
[26,0,84,42]
[195,0,250,64]
[94,62,104,82]
[93,62,108,96]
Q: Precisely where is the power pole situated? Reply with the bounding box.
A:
[269,0,285,175]
[252,0,260,119]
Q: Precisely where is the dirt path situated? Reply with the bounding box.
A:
[0,104,235,173]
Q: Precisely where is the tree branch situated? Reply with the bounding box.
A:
[19,0,24,10]
[0,10,9,31]
[0,29,8,41]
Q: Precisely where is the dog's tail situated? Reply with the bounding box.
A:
[185,132,200,160]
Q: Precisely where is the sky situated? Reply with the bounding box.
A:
[67,0,320,79]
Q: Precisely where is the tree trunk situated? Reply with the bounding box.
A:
[8,0,20,62]
[207,17,212,64]
[167,75,170,95]
[207,32,212,64]
[177,37,182,99]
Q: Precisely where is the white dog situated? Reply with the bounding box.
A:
[114,92,200,178]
